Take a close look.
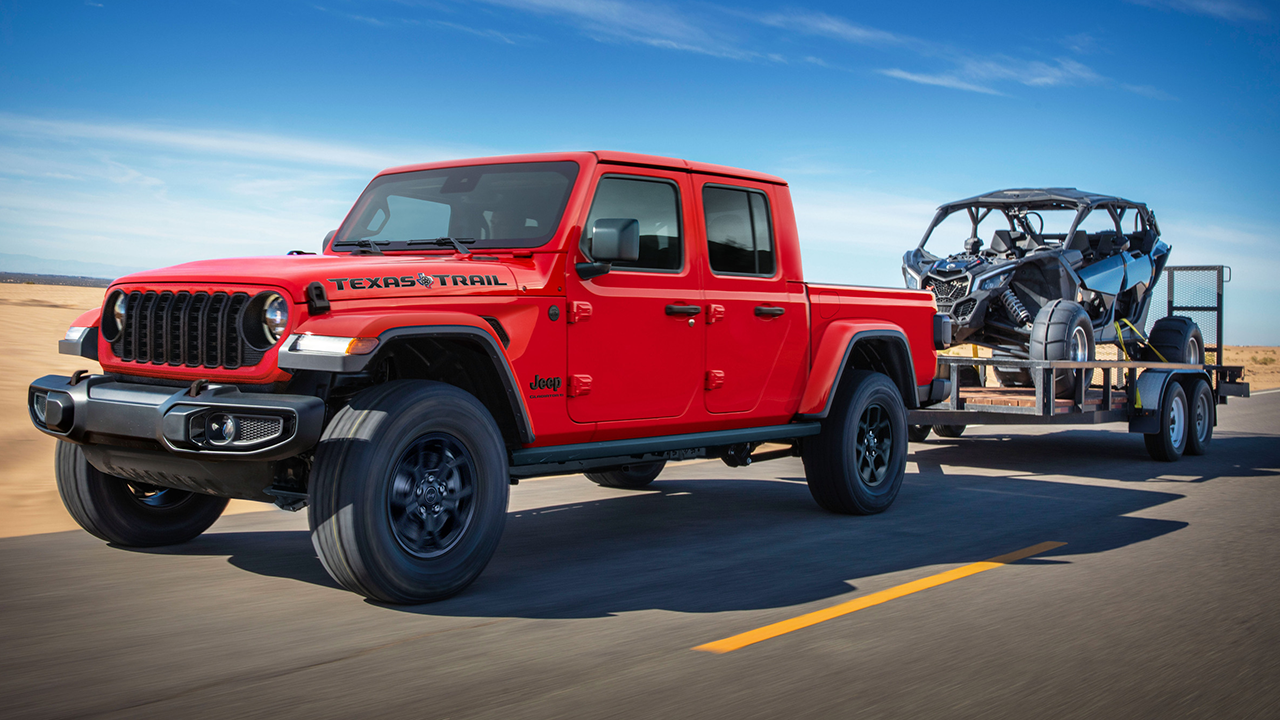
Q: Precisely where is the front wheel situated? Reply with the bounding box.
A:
[802,370,907,515]
[55,441,227,546]
[309,380,509,604]
[1030,299,1095,399]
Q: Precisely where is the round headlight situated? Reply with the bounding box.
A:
[262,293,289,343]
[101,291,126,343]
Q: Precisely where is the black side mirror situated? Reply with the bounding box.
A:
[323,230,336,253]
[576,218,639,280]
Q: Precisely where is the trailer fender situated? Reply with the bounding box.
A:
[797,320,919,418]
[1128,368,1212,435]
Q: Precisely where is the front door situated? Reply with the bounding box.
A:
[566,169,704,424]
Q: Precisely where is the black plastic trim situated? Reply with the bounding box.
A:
[510,422,820,467]
[59,327,99,361]
[797,329,918,420]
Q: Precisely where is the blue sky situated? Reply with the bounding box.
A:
[1,0,1277,342]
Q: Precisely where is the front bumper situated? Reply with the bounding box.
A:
[28,374,324,462]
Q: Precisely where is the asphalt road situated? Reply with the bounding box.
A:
[3,393,1278,719]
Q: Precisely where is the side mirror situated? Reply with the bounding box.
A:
[576,218,639,280]
[323,229,336,252]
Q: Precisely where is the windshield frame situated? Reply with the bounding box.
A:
[328,160,581,254]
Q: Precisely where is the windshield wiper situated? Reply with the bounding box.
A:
[405,237,475,255]
[331,238,386,256]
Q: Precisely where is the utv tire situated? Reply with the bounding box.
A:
[932,424,965,438]
[1185,378,1214,456]
[1144,381,1189,462]
[907,425,931,442]
[55,441,227,547]
[309,380,509,604]
[802,370,907,515]
[1030,300,1095,399]
[586,461,666,489]
[1144,316,1204,365]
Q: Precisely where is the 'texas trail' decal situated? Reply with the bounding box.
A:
[327,272,509,291]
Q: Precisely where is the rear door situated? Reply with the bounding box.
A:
[696,178,807,416]
[566,168,704,424]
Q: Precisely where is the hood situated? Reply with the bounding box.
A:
[113,254,522,302]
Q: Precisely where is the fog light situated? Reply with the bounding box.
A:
[42,393,75,432]
[33,392,48,424]
[207,413,238,446]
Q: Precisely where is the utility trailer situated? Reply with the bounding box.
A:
[908,265,1250,461]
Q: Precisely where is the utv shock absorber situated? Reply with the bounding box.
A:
[1001,289,1032,326]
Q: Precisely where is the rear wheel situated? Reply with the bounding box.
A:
[1144,381,1189,462]
[932,424,965,438]
[1030,300,1094,399]
[55,441,227,546]
[586,461,666,489]
[802,370,907,515]
[309,380,509,604]
[907,425,931,442]
[1185,379,1214,456]
[1145,317,1204,365]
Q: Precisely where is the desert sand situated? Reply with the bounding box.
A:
[2,282,1274,538]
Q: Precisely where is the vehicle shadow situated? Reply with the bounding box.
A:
[910,431,1280,483]
[132,468,1189,619]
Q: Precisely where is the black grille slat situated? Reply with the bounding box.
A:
[204,293,227,368]
[125,291,142,361]
[111,289,270,370]
[153,292,173,365]
[168,292,189,365]
[224,294,248,369]
[186,293,206,366]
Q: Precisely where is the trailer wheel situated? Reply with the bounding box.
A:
[309,380,509,604]
[932,424,965,438]
[1144,381,1189,462]
[54,441,227,547]
[802,370,907,515]
[907,425,931,442]
[586,461,666,489]
[1030,300,1094,399]
[1185,379,1214,456]
[1144,317,1203,365]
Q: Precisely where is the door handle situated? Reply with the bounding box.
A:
[665,304,702,316]
[754,305,785,317]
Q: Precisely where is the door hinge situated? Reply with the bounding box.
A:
[570,301,593,323]
[569,374,593,397]
[706,303,725,324]
[705,370,725,390]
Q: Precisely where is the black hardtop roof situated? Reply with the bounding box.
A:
[940,188,1148,212]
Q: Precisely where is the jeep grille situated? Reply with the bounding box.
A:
[112,291,265,369]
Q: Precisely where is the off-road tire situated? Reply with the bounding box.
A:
[802,370,907,515]
[1144,380,1189,462]
[907,425,931,442]
[932,424,965,438]
[585,461,666,489]
[1144,316,1204,365]
[309,380,509,604]
[55,440,227,546]
[1186,378,1214,456]
[1030,299,1095,399]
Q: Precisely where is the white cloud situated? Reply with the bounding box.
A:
[878,69,1002,95]
[1127,0,1269,22]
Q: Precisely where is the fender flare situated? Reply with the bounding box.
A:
[797,322,918,419]
[279,318,534,445]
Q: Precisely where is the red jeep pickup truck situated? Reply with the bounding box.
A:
[30,152,950,603]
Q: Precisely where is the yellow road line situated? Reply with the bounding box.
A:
[694,540,1066,654]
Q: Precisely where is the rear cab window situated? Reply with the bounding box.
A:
[703,185,775,277]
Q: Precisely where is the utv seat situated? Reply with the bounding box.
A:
[1127,229,1157,254]
[991,230,1025,258]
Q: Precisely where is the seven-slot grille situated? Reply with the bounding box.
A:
[111,291,266,369]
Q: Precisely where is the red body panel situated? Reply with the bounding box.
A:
[81,151,937,450]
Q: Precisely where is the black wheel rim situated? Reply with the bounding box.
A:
[387,432,476,558]
[856,403,893,487]
[124,482,191,509]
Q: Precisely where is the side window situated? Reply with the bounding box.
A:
[583,176,682,271]
[704,186,775,276]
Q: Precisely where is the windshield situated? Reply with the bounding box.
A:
[331,161,579,252]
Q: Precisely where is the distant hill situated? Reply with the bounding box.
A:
[0,273,112,288]
[0,253,143,280]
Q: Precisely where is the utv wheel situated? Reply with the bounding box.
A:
[932,424,965,438]
[1145,316,1204,365]
[1144,381,1189,462]
[907,425,931,442]
[309,380,509,604]
[1030,299,1094,399]
[586,461,666,489]
[802,370,907,515]
[55,441,227,547]
[1185,379,1214,456]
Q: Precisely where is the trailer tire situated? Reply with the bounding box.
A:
[802,370,907,515]
[1030,300,1094,399]
[1185,378,1214,456]
[55,440,227,547]
[932,424,965,438]
[586,461,666,489]
[1144,317,1203,365]
[1144,381,1189,462]
[309,380,509,604]
[907,425,931,442]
